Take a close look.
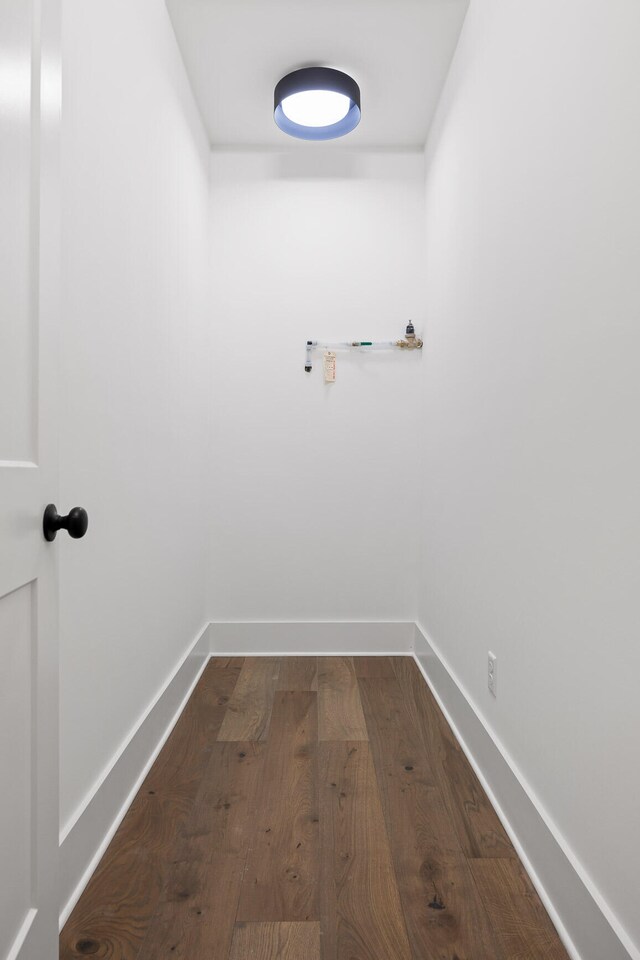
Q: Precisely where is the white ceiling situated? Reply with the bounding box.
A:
[165,0,469,149]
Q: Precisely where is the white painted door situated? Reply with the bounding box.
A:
[0,0,61,958]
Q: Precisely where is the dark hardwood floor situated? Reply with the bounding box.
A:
[60,656,570,959]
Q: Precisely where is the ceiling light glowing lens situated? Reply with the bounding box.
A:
[274,67,361,141]
[281,90,350,128]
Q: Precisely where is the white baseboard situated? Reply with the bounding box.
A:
[58,622,211,929]
[413,621,636,960]
[208,620,415,655]
[58,617,635,960]
[57,619,410,931]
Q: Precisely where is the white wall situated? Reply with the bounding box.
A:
[208,151,425,623]
[59,0,211,835]
[419,1,640,955]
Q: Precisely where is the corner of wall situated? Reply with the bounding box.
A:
[207,621,416,656]
[58,622,211,930]
[413,621,638,960]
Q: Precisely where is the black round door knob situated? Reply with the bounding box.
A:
[43,504,89,542]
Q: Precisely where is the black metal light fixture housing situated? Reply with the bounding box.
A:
[274,67,361,141]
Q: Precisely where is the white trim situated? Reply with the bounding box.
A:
[57,620,411,931]
[208,620,415,655]
[6,909,37,960]
[413,621,637,960]
[58,623,211,929]
[57,619,636,960]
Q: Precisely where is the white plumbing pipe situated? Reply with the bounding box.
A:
[305,339,411,371]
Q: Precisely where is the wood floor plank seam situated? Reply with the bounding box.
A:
[318,656,369,741]
[134,739,266,960]
[276,656,319,691]
[236,689,320,923]
[319,739,413,960]
[391,655,516,860]
[468,857,570,960]
[229,921,321,959]
[59,659,245,960]
[61,656,570,960]
[217,657,281,742]
[355,718,417,960]
[358,675,507,960]
[358,675,438,960]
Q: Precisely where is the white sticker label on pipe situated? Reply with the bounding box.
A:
[323,351,336,383]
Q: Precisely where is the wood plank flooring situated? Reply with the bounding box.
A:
[60,656,570,960]
[318,656,368,740]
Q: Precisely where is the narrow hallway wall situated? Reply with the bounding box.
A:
[418,0,640,955]
[208,151,425,624]
[59,0,211,854]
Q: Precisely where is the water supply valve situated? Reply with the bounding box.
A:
[396,321,423,349]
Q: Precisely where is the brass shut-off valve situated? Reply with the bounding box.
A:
[396,321,423,349]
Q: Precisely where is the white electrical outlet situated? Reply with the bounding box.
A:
[488,651,497,697]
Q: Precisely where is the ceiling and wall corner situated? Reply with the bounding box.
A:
[165,0,470,150]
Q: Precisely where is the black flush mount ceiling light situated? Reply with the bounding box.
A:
[274,67,361,141]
